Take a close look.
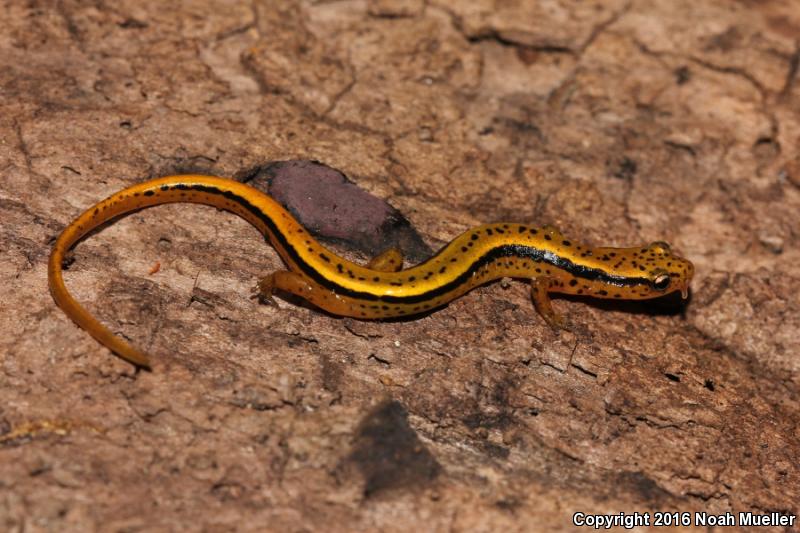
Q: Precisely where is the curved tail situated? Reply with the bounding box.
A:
[47,175,287,369]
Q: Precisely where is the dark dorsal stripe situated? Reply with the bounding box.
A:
[182,184,649,304]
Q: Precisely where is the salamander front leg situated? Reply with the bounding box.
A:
[530,277,569,330]
[366,247,404,272]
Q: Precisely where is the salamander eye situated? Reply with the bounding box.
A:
[652,273,671,291]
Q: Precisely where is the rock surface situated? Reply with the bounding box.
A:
[2,1,799,531]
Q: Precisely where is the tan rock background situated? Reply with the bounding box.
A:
[2,1,799,531]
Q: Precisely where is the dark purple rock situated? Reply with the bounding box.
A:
[242,160,432,264]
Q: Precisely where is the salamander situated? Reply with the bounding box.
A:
[48,174,695,369]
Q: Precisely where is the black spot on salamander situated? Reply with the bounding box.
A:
[461,246,468,252]
[601,255,610,261]
[639,265,646,271]
[577,289,583,294]
[496,228,505,234]
[390,282,402,287]
[518,226,526,233]
[143,191,155,197]
[544,234,552,241]
[160,185,169,191]
[503,224,509,229]
[486,228,493,236]
[133,192,140,197]
[597,290,608,296]
[614,294,621,298]
[320,253,331,262]
[468,241,473,247]
[93,208,99,216]
[381,305,389,310]
[370,304,379,309]
[307,247,313,252]
[358,276,366,281]
[471,234,479,241]
[347,270,355,279]
[372,276,380,282]
[336,263,344,273]
[535,268,542,273]
[439,266,446,274]
[450,257,458,263]
[529,228,538,235]
[562,240,571,246]
[569,279,578,286]
[408,276,416,282]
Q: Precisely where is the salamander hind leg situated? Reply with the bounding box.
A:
[255,271,356,316]
[256,270,315,307]
[256,271,284,306]
[530,277,570,331]
[366,247,404,272]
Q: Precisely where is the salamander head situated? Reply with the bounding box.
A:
[634,241,694,300]
[552,240,694,301]
[602,240,694,300]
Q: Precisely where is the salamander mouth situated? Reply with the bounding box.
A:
[682,262,695,299]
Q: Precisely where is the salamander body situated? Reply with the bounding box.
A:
[48,175,694,368]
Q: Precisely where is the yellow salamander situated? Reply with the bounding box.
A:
[48,175,694,368]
